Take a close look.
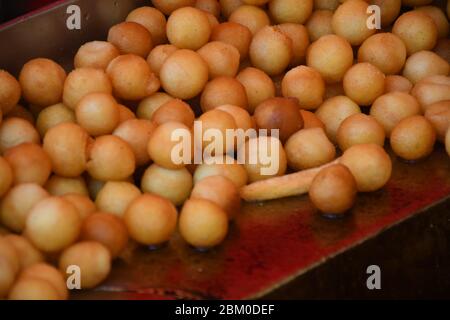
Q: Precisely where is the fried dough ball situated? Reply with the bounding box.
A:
[254,97,304,142]
[45,175,89,196]
[239,136,287,182]
[74,41,120,70]
[343,63,385,106]
[0,249,17,298]
[19,263,68,300]
[0,70,21,115]
[196,0,221,17]
[0,183,49,233]
[340,144,392,192]
[249,26,293,76]
[200,76,248,112]
[141,164,193,206]
[411,75,450,110]
[152,0,196,15]
[217,104,255,133]
[269,0,313,24]
[277,23,310,67]
[370,92,421,137]
[285,128,336,171]
[392,11,437,55]
[229,5,270,35]
[358,33,407,75]
[332,0,375,46]
[36,103,75,137]
[62,193,96,220]
[191,175,240,220]
[147,121,193,169]
[95,181,141,217]
[126,6,167,45]
[124,194,178,246]
[87,135,136,181]
[0,156,13,197]
[369,0,401,27]
[385,75,413,93]
[137,92,173,120]
[314,0,339,11]
[3,235,44,270]
[281,66,325,110]
[63,68,112,110]
[211,22,252,61]
[194,155,248,187]
[5,105,34,124]
[167,7,211,50]
[107,54,160,101]
[19,58,66,107]
[306,10,334,42]
[147,44,178,76]
[80,213,128,258]
[113,119,155,166]
[25,196,81,253]
[117,104,136,124]
[196,109,238,154]
[59,241,111,289]
[4,143,51,186]
[403,51,449,85]
[179,198,228,249]
[316,96,361,143]
[0,117,40,153]
[307,35,353,84]
[43,123,90,177]
[151,99,195,128]
[300,110,326,130]
[198,41,240,79]
[75,93,120,137]
[8,277,62,300]
[390,115,436,161]
[220,0,244,18]
[337,114,385,151]
[236,67,275,114]
[107,22,153,57]
[309,164,357,215]
[424,101,450,142]
[160,49,209,100]
[416,6,449,39]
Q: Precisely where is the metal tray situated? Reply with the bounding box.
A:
[1,0,449,300]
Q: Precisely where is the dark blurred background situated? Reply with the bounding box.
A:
[0,0,59,23]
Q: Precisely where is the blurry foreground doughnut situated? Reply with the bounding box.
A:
[19,263,68,300]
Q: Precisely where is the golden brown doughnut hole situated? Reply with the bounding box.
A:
[337,114,385,151]
[211,22,252,61]
[124,194,178,246]
[62,193,96,221]
[193,155,248,188]
[107,21,153,58]
[19,263,68,300]
[95,181,141,218]
[390,115,436,161]
[152,99,195,127]
[36,103,75,137]
[19,58,66,107]
[411,75,450,111]
[74,41,120,70]
[198,41,240,79]
[4,143,51,186]
[384,75,413,93]
[236,68,275,114]
[343,63,385,106]
[8,277,61,300]
[309,164,357,215]
[80,212,129,258]
[403,51,449,85]
[200,76,248,112]
[152,0,196,15]
[269,0,313,24]
[113,119,155,166]
[0,70,21,115]
[147,44,178,77]
[126,6,167,45]
[137,92,173,120]
[305,9,334,42]
[300,110,326,130]
[229,5,270,35]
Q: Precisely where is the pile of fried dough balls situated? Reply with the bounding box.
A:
[1,0,450,300]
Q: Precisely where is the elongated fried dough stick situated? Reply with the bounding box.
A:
[240,159,340,202]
